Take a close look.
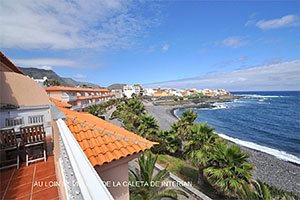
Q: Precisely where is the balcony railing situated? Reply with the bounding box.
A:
[56,119,113,200]
[62,95,78,101]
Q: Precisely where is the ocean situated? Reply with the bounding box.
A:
[175,91,300,164]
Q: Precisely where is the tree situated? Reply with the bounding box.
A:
[137,115,159,138]
[129,151,188,200]
[184,123,218,186]
[170,110,198,141]
[204,143,253,196]
[43,79,50,87]
[157,130,181,154]
[87,105,101,116]
[47,78,60,86]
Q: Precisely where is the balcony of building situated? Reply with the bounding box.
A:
[61,93,77,102]
[0,104,114,200]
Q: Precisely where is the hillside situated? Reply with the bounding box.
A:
[19,67,101,88]
[107,83,127,90]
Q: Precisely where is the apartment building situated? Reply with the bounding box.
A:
[45,86,115,111]
[0,52,52,136]
[0,52,155,200]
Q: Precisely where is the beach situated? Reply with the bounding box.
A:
[144,103,300,196]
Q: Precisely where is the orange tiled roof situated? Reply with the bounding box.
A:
[45,86,109,92]
[50,97,72,108]
[0,51,26,75]
[59,107,154,145]
[66,119,153,166]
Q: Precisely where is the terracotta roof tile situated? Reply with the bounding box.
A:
[45,86,109,93]
[59,107,155,167]
[64,119,155,166]
[50,98,72,108]
[85,148,94,158]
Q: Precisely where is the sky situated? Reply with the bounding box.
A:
[1,0,299,91]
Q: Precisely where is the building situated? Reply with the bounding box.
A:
[123,84,136,98]
[0,53,52,136]
[30,76,48,88]
[153,91,171,97]
[0,52,155,200]
[45,86,115,111]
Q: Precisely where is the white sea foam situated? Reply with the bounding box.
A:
[211,103,230,110]
[218,133,300,165]
[242,95,285,98]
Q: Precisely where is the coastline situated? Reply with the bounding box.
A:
[144,102,300,196]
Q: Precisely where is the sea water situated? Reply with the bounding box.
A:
[175,91,300,164]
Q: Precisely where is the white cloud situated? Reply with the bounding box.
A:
[238,56,248,62]
[0,0,160,50]
[13,58,76,68]
[222,36,249,48]
[143,60,300,91]
[73,74,87,79]
[39,66,52,70]
[256,15,300,30]
[162,44,169,52]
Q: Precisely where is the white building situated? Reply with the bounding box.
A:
[123,85,136,98]
[30,76,48,88]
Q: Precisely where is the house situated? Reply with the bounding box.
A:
[57,107,155,199]
[0,53,52,136]
[45,86,115,111]
[30,76,48,88]
[0,51,155,200]
[123,85,136,98]
[153,91,171,97]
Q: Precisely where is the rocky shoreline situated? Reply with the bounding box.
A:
[143,100,300,196]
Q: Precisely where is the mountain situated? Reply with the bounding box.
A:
[107,83,127,90]
[19,67,101,88]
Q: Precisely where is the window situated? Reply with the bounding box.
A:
[5,117,24,127]
[28,115,44,124]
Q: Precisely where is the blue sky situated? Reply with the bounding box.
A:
[1,0,299,90]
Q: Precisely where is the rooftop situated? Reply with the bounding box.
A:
[66,119,152,166]
[0,156,59,200]
[45,86,109,92]
[59,107,155,145]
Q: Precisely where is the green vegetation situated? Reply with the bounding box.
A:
[156,154,198,184]
[173,94,211,101]
[184,123,220,186]
[113,98,299,199]
[205,143,253,196]
[43,78,60,87]
[129,151,188,200]
[86,98,124,117]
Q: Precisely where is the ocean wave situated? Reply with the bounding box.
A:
[211,103,230,110]
[242,95,286,98]
[218,133,300,165]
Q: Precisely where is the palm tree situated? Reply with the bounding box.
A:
[49,78,60,86]
[157,130,181,153]
[137,115,159,137]
[204,143,253,196]
[171,110,198,140]
[184,123,218,186]
[87,105,101,116]
[239,180,272,200]
[43,79,50,87]
[129,151,188,200]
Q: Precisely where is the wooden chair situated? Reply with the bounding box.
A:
[20,125,47,166]
[0,128,20,170]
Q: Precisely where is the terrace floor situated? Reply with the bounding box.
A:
[0,155,59,200]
